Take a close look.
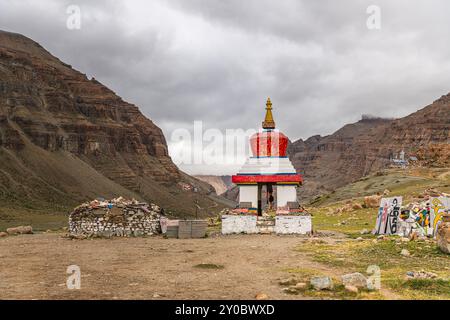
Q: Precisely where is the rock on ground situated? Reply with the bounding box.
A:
[255,293,269,300]
[436,216,450,254]
[282,287,299,295]
[345,285,359,294]
[310,276,334,290]
[279,277,298,286]
[294,282,308,291]
[6,226,33,235]
[406,270,438,279]
[401,249,411,257]
[364,195,381,208]
[341,273,367,289]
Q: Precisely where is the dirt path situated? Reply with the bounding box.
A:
[0,233,394,300]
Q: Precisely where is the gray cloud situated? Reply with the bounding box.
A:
[1,0,450,174]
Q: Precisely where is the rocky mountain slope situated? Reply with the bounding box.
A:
[288,97,450,200]
[0,30,225,217]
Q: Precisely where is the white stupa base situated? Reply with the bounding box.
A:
[221,215,312,235]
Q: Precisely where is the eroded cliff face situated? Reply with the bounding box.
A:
[0,30,221,216]
[288,97,450,200]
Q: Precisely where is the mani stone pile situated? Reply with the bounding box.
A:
[69,197,163,238]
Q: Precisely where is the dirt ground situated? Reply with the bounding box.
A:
[0,232,352,300]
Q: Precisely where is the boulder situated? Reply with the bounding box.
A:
[6,226,33,235]
[436,214,450,254]
[341,273,367,289]
[352,203,363,210]
[364,195,381,208]
[0,232,8,238]
[310,276,334,290]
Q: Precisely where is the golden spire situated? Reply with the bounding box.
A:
[262,97,276,129]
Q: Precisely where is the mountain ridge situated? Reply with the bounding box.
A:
[0,30,225,217]
[288,97,450,199]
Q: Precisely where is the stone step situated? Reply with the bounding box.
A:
[257,217,275,221]
[258,226,274,234]
[257,220,275,227]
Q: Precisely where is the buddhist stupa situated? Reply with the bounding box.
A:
[232,98,302,216]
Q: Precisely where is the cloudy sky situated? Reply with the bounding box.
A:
[1,0,450,174]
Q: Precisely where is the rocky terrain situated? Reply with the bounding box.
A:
[288,99,450,200]
[0,30,225,218]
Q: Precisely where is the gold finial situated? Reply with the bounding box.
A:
[262,97,276,129]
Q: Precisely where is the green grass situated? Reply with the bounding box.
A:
[309,168,450,207]
[311,206,375,237]
[294,239,450,299]
[0,206,70,232]
[390,279,450,299]
[193,263,225,270]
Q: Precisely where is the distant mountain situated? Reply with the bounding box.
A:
[0,30,227,217]
[194,175,233,195]
[288,95,450,200]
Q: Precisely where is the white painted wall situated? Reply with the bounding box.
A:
[221,215,258,234]
[275,216,312,235]
[277,185,297,207]
[238,185,258,208]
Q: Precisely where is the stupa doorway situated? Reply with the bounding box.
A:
[257,183,277,216]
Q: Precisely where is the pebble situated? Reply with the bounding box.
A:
[401,249,411,257]
[282,287,299,295]
[344,285,359,294]
[279,277,298,286]
[255,293,269,300]
[294,282,308,290]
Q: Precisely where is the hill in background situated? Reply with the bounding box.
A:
[0,30,229,229]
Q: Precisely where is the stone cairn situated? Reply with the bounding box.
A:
[69,197,163,238]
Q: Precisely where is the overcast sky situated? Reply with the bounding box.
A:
[1,0,450,174]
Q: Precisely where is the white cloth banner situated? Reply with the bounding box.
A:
[374,197,402,235]
[430,197,450,236]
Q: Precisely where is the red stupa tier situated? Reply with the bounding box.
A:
[232,98,302,185]
[249,130,289,157]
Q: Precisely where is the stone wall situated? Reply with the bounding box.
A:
[221,215,258,235]
[274,215,312,235]
[69,198,162,238]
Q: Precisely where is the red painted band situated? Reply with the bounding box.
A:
[232,174,302,184]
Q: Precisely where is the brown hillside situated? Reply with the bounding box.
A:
[0,30,225,217]
[288,96,450,200]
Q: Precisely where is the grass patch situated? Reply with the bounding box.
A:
[194,263,224,270]
[388,279,450,300]
[311,207,375,237]
[309,168,450,207]
[0,207,69,232]
[295,239,450,299]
